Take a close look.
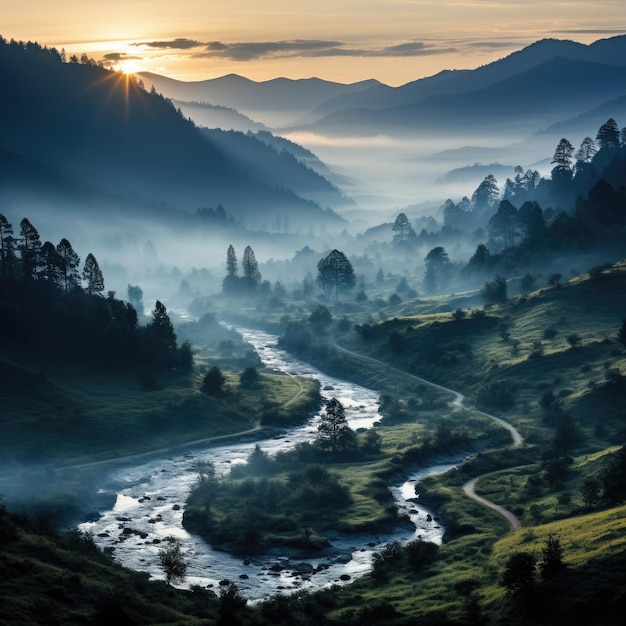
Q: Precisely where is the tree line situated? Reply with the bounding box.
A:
[0,214,190,376]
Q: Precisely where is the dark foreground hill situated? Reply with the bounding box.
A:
[0,38,345,232]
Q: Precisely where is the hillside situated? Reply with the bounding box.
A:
[0,39,345,231]
[295,35,626,128]
[299,57,626,137]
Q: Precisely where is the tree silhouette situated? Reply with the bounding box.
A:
[488,200,520,249]
[40,241,63,285]
[317,397,355,453]
[202,365,225,395]
[316,249,355,302]
[0,214,16,277]
[596,118,620,150]
[423,246,449,293]
[242,245,261,291]
[551,138,575,171]
[82,253,104,295]
[56,238,80,294]
[158,537,187,585]
[392,212,412,243]
[471,174,499,215]
[18,218,41,280]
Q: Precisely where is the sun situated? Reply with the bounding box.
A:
[119,59,141,75]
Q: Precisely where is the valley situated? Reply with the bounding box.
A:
[1,29,626,626]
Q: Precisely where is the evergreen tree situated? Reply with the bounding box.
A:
[0,214,16,277]
[488,200,520,249]
[392,212,412,243]
[471,174,499,215]
[575,136,597,164]
[202,365,226,395]
[242,245,261,291]
[540,534,565,579]
[149,300,177,351]
[596,118,620,150]
[56,238,80,294]
[17,217,42,280]
[222,244,240,293]
[464,243,490,274]
[551,137,575,170]
[316,249,356,302]
[226,244,238,277]
[518,201,547,244]
[423,246,449,293]
[317,397,355,453]
[82,253,104,295]
[39,241,63,286]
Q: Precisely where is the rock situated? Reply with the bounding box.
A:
[426,514,432,522]
[239,574,249,579]
[340,574,351,581]
[243,559,251,566]
[218,579,231,586]
[292,563,314,573]
[172,504,181,510]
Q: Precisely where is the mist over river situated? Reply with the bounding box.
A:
[80,328,457,600]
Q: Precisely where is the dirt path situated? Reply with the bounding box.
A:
[463,472,523,530]
[334,344,524,530]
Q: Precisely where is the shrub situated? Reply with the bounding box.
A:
[481,276,507,305]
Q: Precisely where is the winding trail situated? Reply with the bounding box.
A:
[334,344,524,530]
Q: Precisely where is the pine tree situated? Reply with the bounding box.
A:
[471,174,499,215]
[82,253,104,295]
[551,138,575,170]
[242,245,261,291]
[18,218,41,280]
[0,214,16,277]
[392,212,412,242]
[596,118,620,150]
[317,398,355,453]
[423,246,449,293]
[39,241,63,286]
[56,238,80,294]
[316,249,355,302]
[226,244,238,277]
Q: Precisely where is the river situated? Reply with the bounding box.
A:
[79,328,458,600]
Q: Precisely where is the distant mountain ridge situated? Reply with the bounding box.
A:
[138,71,382,125]
[295,35,626,123]
[139,35,626,146]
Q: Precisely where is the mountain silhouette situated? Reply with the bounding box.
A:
[0,38,345,231]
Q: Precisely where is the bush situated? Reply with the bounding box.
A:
[405,540,439,572]
[481,276,507,305]
[477,380,517,410]
[202,366,225,395]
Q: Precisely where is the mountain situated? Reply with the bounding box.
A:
[0,39,345,231]
[296,56,626,137]
[294,35,626,125]
[138,72,383,125]
[174,100,268,132]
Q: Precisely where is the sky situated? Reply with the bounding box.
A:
[3,1,626,85]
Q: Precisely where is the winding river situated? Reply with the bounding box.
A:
[79,328,459,600]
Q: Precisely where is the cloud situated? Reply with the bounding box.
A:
[134,38,203,50]
[556,28,626,35]
[103,52,142,61]
[195,39,455,61]
[197,40,343,61]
